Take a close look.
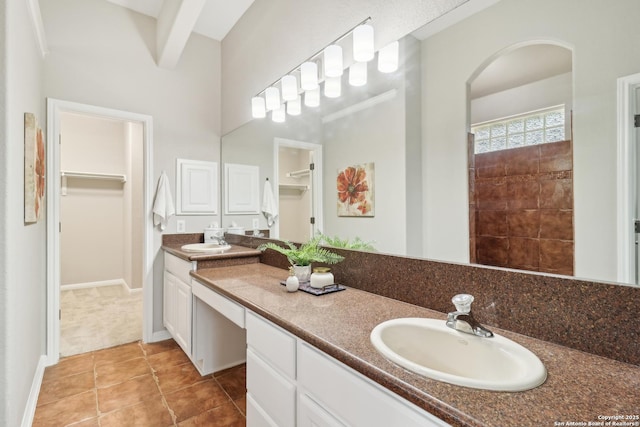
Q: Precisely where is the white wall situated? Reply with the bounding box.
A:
[323,88,407,255]
[422,0,640,282]
[221,0,468,134]
[471,72,572,127]
[41,0,222,332]
[0,0,46,425]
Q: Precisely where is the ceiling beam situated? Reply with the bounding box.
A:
[156,0,206,69]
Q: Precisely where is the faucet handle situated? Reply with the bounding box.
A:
[451,294,474,313]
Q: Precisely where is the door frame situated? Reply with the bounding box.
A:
[272,138,323,240]
[616,72,640,285]
[46,99,154,365]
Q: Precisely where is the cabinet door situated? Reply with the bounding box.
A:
[174,278,192,355]
[163,271,177,336]
[298,394,346,427]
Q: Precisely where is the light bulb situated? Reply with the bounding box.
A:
[353,24,374,62]
[251,96,266,118]
[304,87,320,107]
[349,62,367,87]
[323,44,343,77]
[265,86,281,111]
[281,75,298,101]
[324,76,341,98]
[272,103,286,123]
[378,41,399,73]
[287,96,301,116]
[300,62,318,90]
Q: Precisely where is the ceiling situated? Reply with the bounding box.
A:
[105,0,254,41]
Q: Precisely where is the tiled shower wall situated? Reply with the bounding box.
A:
[469,139,574,275]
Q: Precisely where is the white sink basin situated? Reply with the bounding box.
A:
[370,318,546,391]
[181,243,231,253]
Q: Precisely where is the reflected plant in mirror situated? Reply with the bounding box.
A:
[318,233,376,252]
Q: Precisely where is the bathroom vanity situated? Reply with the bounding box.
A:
[188,263,639,427]
[162,234,640,426]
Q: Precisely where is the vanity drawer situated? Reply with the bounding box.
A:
[246,311,296,379]
[164,252,194,284]
[191,279,245,328]
[247,348,296,427]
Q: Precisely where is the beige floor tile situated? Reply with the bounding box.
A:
[177,401,245,427]
[37,370,95,407]
[99,397,174,427]
[95,357,151,388]
[32,390,97,427]
[164,379,230,422]
[155,361,208,394]
[97,374,160,414]
[42,353,94,383]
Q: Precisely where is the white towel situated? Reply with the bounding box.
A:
[153,171,175,231]
[262,179,278,227]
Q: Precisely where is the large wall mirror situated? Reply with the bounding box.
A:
[221,0,640,286]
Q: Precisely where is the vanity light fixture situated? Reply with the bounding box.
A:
[287,95,302,116]
[251,96,266,118]
[349,62,367,86]
[378,41,399,73]
[324,76,341,98]
[252,17,398,122]
[265,86,281,111]
[305,87,320,107]
[324,44,343,77]
[272,103,286,122]
[353,23,374,62]
[281,75,298,101]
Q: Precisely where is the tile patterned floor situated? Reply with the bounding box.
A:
[61,285,143,357]
[33,340,246,426]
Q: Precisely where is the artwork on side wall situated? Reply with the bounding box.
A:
[24,112,45,223]
[337,162,375,217]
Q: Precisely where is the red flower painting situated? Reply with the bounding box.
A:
[336,163,374,217]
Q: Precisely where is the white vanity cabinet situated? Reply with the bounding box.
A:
[163,252,195,356]
[246,311,297,427]
[297,342,451,427]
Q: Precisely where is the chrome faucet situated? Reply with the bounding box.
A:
[446,294,494,338]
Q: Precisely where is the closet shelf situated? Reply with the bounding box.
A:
[61,171,127,182]
[279,183,309,194]
[60,171,127,196]
[286,169,310,179]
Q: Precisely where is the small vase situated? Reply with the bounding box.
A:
[292,265,311,283]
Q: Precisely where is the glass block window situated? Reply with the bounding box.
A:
[472,106,565,154]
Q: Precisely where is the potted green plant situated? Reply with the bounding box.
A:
[257,237,344,282]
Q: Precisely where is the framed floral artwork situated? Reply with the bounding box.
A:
[337,162,374,217]
[24,113,45,223]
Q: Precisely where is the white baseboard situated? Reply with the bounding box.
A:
[150,330,172,343]
[60,279,143,295]
[61,278,126,291]
[21,355,47,427]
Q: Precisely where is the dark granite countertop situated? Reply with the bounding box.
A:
[162,243,261,262]
[190,263,640,427]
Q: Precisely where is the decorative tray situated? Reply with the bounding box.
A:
[280,281,346,296]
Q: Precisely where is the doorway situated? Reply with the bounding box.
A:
[58,112,144,356]
[46,99,154,365]
[617,72,640,286]
[272,138,323,242]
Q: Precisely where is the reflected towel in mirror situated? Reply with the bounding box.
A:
[262,178,278,227]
